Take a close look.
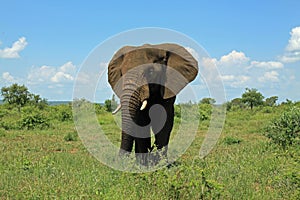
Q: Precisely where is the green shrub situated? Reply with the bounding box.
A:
[173,103,213,122]
[0,117,21,130]
[294,101,300,108]
[264,106,300,148]
[262,106,273,114]
[64,131,78,142]
[0,128,5,137]
[223,136,242,145]
[60,110,72,122]
[116,163,224,199]
[51,105,73,122]
[95,103,107,114]
[0,107,7,118]
[20,114,50,130]
[21,159,33,171]
[175,103,199,121]
[174,105,181,118]
[0,121,14,130]
[199,103,212,121]
[163,164,223,199]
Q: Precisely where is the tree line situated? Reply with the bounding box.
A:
[0,84,117,113]
[1,84,47,111]
[226,88,279,111]
[0,84,295,112]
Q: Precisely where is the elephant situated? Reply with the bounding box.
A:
[107,43,198,165]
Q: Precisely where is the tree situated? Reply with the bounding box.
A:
[265,96,278,107]
[231,98,245,109]
[104,94,118,112]
[200,97,216,105]
[29,94,48,109]
[226,98,245,111]
[281,99,293,105]
[241,88,264,110]
[1,84,30,111]
[104,99,112,112]
[1,84,48,111]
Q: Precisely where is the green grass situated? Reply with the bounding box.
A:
[0,104,299,199]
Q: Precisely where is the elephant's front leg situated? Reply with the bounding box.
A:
[151,97,175,163]
[134,111,151,165]
[120,131,134,153]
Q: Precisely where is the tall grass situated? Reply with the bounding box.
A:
[0,103,299,199]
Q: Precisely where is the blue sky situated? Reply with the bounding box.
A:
[0,0,300,103]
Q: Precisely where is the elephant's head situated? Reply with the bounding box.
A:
[108,43,198,102]
[107,43,198,152]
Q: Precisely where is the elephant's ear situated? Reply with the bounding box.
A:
[108,46,135,98]
[158,43,198,99]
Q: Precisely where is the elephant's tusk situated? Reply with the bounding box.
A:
[140,100,147,111]
[112,104,121,115]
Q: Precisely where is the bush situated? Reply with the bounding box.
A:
[114,163,224,199]
[262,106,273,114]
[223,136,242,145]
[20,114,50,130]
[174,105,181,118]
[0,128,5,137]
[50,105,73,122]
[0,108,21,130]
[64,131,78,142]
[161,163,223,199]
[264,107,300,148]
[0,121,19,130]
[60,110,72,122]
[95,103,107,114]
[198,103,212,121]
[0,107,7,118]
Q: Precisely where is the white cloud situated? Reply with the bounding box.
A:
[216,50,252,78]
[250,61,283,69]
[258,71,279,82]
[221,75,250,88]
[50,61,76,83]
[199,52,251,89]
[28,65,55,83]
[199,57,222,84]
[280,26,300,63]
[51,71,74,82]
[219,50,250,67]
[27,61,76,84]
[286,27,300,52]
[289,75,296,80]
[230,76,251,87]
[221,75,235,81]
[0,37,28,58]
[60,61,76,73]
[203,50,284,90]
[200,57,217,69]
[280,52,300,63]
[2,72,16,83]
[237,75,250,83]
[75,72,91,84]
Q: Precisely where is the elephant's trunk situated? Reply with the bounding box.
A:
[121,87,140,130]
[119,68,147,152]
[120,87,140,153]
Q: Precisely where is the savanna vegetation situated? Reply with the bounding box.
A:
[0,84,299,199]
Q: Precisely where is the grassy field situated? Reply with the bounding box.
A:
[0,103,299,199]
